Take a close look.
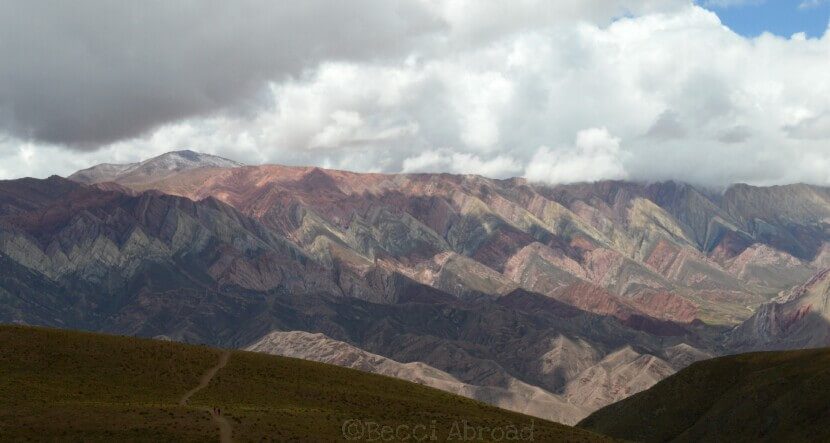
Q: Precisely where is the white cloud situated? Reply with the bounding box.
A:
[785,114,830,139]
[702,0,764,7]
[449,70,513,151]
[1,1,829,186]
[524,128,628,184]
[798,0,829,10]
[416,0,686,45]
[402,149,522,177]
[402,150,448,173]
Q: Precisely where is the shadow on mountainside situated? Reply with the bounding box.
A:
[577,345,830,442]
[724,310,830,354]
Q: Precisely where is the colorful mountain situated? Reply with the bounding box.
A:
[1,151,828,426]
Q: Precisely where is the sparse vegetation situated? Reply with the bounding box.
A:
[578,348,830,442]
[0,325,608,441]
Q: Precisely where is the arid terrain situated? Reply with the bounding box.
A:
[1,151,828,425]
[0,325,606,441]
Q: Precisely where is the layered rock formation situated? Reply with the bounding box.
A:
[247,331,587,424]
[0,174,711,426]
[1,151,828,425]
[246,330,709,425]
[727,268,830,351]
[98,158,829,325]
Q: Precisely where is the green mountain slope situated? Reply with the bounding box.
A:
[0,325,608,442]
[578,347,830,442]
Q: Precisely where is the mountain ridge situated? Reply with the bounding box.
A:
[0,174,712,425]
[68,150,243,185]
[1,150,828,427]
[73,152,829,325]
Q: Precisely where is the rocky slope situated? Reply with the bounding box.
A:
[246,329,711,425]
[0,174,716,426]
[68,150,243,185]
[94,157,830,325]
[726,267,830,351]
[1,151,828,426]
[247,330,588,424]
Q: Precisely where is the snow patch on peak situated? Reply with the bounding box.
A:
[68,150,243,184]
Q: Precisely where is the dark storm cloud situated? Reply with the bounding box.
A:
[0,0,441,148]
[645,110,687,140]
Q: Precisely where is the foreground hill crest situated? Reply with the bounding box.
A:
[0,325,606,441]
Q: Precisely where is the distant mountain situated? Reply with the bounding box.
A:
[0,174,710,426]
[578,347,830,442]
[247,330,587,424]
[1,151,827,426]
[0,325,607,441]
[76,157,829,325]
[68,150,243,185]
[247,330,704,425]
[727,267,830,351]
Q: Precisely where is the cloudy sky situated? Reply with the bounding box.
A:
[1,0,829,186]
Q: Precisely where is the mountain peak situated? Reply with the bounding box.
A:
[159,149,212,162]
[68,150,243,185]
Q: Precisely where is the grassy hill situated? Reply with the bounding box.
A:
[578,347,830,442]
[0,325,608,441]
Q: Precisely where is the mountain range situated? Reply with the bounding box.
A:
[1,150,828,425]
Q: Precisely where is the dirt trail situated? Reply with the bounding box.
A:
[210,409,234,443]
[179,350,233,442]
[179,350,231,406]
